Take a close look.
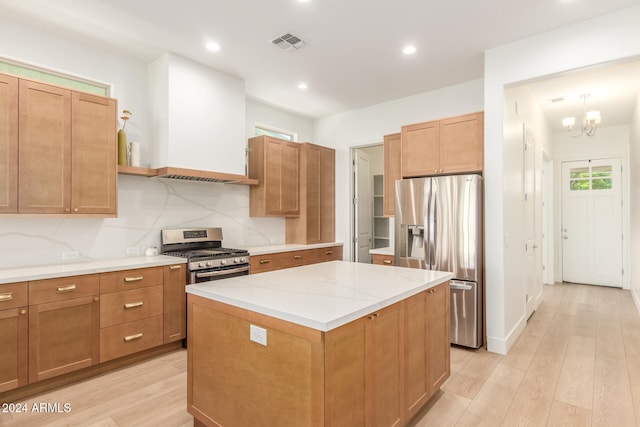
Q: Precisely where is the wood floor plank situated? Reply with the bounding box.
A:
[440,349,502,400]
[554,335,596,410]
[592,356,637,426]
[546,400,592,426]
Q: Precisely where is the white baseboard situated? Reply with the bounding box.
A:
[486,314,527,355]
[632,287,640,316]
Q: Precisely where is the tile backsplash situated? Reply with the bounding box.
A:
[0,175,285,270]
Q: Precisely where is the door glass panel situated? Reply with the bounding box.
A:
[592,165,612,177]
[592,178,612,190]
[570,167,589,179]
[570,180,590,191]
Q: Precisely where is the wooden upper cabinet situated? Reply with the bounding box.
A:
[8,73,117,216]
[286,143,335,244]
[0,74,18,213]
[18,79,72,214]
[71,92,117,215]
[401,120,439,177]
[383,133,401,217]
[249,135,300,217]
[400,112,484,178]
[439,112,483,174]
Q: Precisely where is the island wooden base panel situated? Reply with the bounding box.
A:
[187,282,450,427]
[2,283,638,426]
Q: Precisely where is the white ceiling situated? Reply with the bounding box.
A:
[1,0,639,120]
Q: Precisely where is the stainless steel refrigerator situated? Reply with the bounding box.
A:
[395,175,483,348]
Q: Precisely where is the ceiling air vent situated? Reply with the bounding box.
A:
[271,33,306,50]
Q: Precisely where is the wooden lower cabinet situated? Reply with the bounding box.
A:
[28,275,100,383]
[0,282,28,392]
[188,282,450,427]
[250,245,343,274]
[0,262,187,398]
[163,264,187,343]
[404,282,450,420]
[372,254,395,266]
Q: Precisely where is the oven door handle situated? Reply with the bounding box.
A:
[195,266,250,279]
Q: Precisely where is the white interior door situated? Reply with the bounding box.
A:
[561,158,623,287]
[354,149,372,263]
[523,126,537,319]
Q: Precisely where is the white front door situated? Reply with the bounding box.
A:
[354,149,372,263]
[561,158,623,287]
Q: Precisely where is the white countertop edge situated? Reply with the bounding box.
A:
[0,255,187,284]
[247,241,344,255]
[369,247,394,256]
[187,266,453,332]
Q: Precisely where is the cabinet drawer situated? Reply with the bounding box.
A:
[315,245,343,262]
[29,275,99,305]
[100,315,163,362]
[100,285,163,328]
[100,267,162,293]
[250,253,288,274]
[282,249,315,267]
[0,282,28,309]
[372,254,395,266]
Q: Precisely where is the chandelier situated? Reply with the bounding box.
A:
[561,94,601,137]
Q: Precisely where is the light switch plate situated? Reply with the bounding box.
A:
[250,324,267,346]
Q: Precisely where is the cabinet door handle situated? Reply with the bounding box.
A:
[124,333,143,342]
[293,255,302,259]
[368,313,379,320]
[169,265,182,270]
[124,301,144,309]
[124,276,144,282]
[0,292,13,302]
[259,259,270,264]
[383,260,392,264]
[325,251,334,255]
[20,309,27,315]
[57,284,77,293]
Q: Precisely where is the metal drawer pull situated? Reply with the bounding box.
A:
[293,255,302,259]
[368,313,379,320]
[0,292,13,302]
[57,284,77,293]
[259,259,270,264]
[124,301,144,309]
[124,276,144,282]
[325,251,333,255]
[383,260,392,264]
[169,265,182,270]
[124,333,143,342]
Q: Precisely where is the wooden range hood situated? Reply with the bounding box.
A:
[119,165,258,185]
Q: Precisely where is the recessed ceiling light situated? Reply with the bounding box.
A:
[402,45,417,55]
[297,82,308,90]
[206,41,221,52]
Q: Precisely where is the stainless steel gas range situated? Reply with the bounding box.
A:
[161,228,250,284]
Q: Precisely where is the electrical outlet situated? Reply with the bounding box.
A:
[250,324,267,346]
[62,251,80,261]
[126,246,141,256]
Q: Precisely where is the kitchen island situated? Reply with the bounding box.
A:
[186,261,453,427]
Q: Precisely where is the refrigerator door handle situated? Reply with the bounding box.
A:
[450,282,473,291]
[428,182,436,270]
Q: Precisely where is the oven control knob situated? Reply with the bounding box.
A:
[206,261,213,267]
[241,257,247,263]
[234,257,240,264]
[220,259,227,265]
[199,262,206,268]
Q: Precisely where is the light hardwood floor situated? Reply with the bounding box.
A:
[1,282,639,426]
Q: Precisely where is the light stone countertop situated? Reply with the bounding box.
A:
[0,255,187,285]
[246,241,344,255]
[187,260,452,332]
[369,246,394,256]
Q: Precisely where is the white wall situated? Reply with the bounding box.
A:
[0,16,314,269]
[314,79,484,260]
[484,5,640,354]
[630,93,640,310]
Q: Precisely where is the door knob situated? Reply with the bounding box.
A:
[563,235,568,240]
